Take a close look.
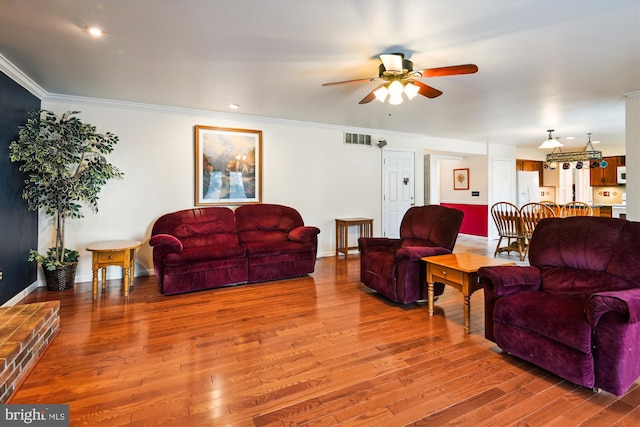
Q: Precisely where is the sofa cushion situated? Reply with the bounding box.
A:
[163,245,245,266]
[493,291,592,353]
[242,240,315,257]
[236,204,304,244]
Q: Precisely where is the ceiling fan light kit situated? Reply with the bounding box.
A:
[322,52,478,105]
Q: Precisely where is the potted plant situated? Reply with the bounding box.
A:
[9,110,123,290]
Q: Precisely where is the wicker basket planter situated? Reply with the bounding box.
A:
[43,262,78,291]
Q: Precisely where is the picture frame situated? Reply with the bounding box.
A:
[194,125,262,205]
[453,168,469,190]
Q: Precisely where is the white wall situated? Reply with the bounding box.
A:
[625,92,639,221]
[40,96,438,283]
[439,155,488,205]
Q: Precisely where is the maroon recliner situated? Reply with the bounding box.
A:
[358,205,464,304]
[479,216,640,396]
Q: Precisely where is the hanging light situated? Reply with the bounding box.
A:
[544,132,603,164]
[539,129,564,149]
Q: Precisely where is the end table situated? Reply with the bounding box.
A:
[86,240,143,299]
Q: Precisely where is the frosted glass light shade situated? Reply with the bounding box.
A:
[539,138,564,149]
[388,93,403,105]
[374,86,388,102]
[388,80,404,97]
[404,82,419,99]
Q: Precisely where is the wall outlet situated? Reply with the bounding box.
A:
[0,271,3,281]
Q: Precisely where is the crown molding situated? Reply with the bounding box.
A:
[0,54,47,99]
[624,90,640,100]
[44,93,427,139]
[1,53,427,141]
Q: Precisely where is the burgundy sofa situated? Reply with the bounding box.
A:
[479,216,640,396]
[358,205,464,304]
[150,204,320,295]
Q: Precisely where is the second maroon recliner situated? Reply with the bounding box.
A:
[358,205,464,304]
[479,216,640,396]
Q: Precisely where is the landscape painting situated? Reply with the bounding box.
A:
[194,125,262,205]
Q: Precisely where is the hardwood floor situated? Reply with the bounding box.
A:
[10,235,640,426]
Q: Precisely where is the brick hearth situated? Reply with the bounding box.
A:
[0,301,60,403]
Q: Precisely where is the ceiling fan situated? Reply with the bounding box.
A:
[322,53,478,105]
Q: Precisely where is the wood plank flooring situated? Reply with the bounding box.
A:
[9,235,640,426]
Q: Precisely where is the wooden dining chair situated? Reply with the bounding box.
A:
[520,202,556,258]
[540,201,561,216]
[491,202,526,261]
[560,201,593,217]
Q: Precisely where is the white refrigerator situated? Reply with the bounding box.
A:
[517,171,540,206]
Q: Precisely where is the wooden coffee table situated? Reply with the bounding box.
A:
[87,240,143,299]
[424,252,515,333]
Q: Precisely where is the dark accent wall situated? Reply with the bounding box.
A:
[0,71,40,305]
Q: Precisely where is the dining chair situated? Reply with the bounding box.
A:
[540,201,561,216]
[560,201,593,217]
[490,202,526,261]
[519,202,556,258]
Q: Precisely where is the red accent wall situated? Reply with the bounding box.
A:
[441,203,488,237]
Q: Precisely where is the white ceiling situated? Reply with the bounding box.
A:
[1,0,639,150]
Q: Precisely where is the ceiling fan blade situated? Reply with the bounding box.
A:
[411,80,443,98]
[358,84,385,104]
[417,64,479,78]
[322,77,379,86]
[380,54,403,73]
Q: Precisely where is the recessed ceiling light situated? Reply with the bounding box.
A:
[85,26,104,37]
[566,136,575,140]
[229,104,240,110]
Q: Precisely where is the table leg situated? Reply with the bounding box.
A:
[92,269,98,300]
[463,295,471,334]
[123,265,130,297]
[129,252,135,290]
[101,267,107,291]
[427,281,435,316]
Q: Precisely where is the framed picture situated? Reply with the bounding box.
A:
[194,125,262,205]
[453,168,469,190]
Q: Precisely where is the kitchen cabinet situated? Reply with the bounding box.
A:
[590,156,625,186]
[594,206,612,218]
[516,159,544,186]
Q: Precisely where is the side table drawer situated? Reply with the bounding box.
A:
[430,265,463,284]
[97,251,125,264]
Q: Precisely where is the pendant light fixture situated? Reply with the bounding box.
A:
[538,130,564,149]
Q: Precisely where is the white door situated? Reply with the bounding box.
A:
[490,158,516,239]
[383,150,415,238]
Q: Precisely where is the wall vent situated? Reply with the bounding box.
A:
[344,132,372,146]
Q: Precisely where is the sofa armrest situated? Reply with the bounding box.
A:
[358,237,400,254]
[289,226,320,243]
[478,265,541,297]
[149,233,183,253]
[395,246,451,262]
[586,289,640,327]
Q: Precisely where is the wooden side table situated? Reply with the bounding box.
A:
[335,218,373,257]
[86,240,143,299]
[424,252,515,333]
